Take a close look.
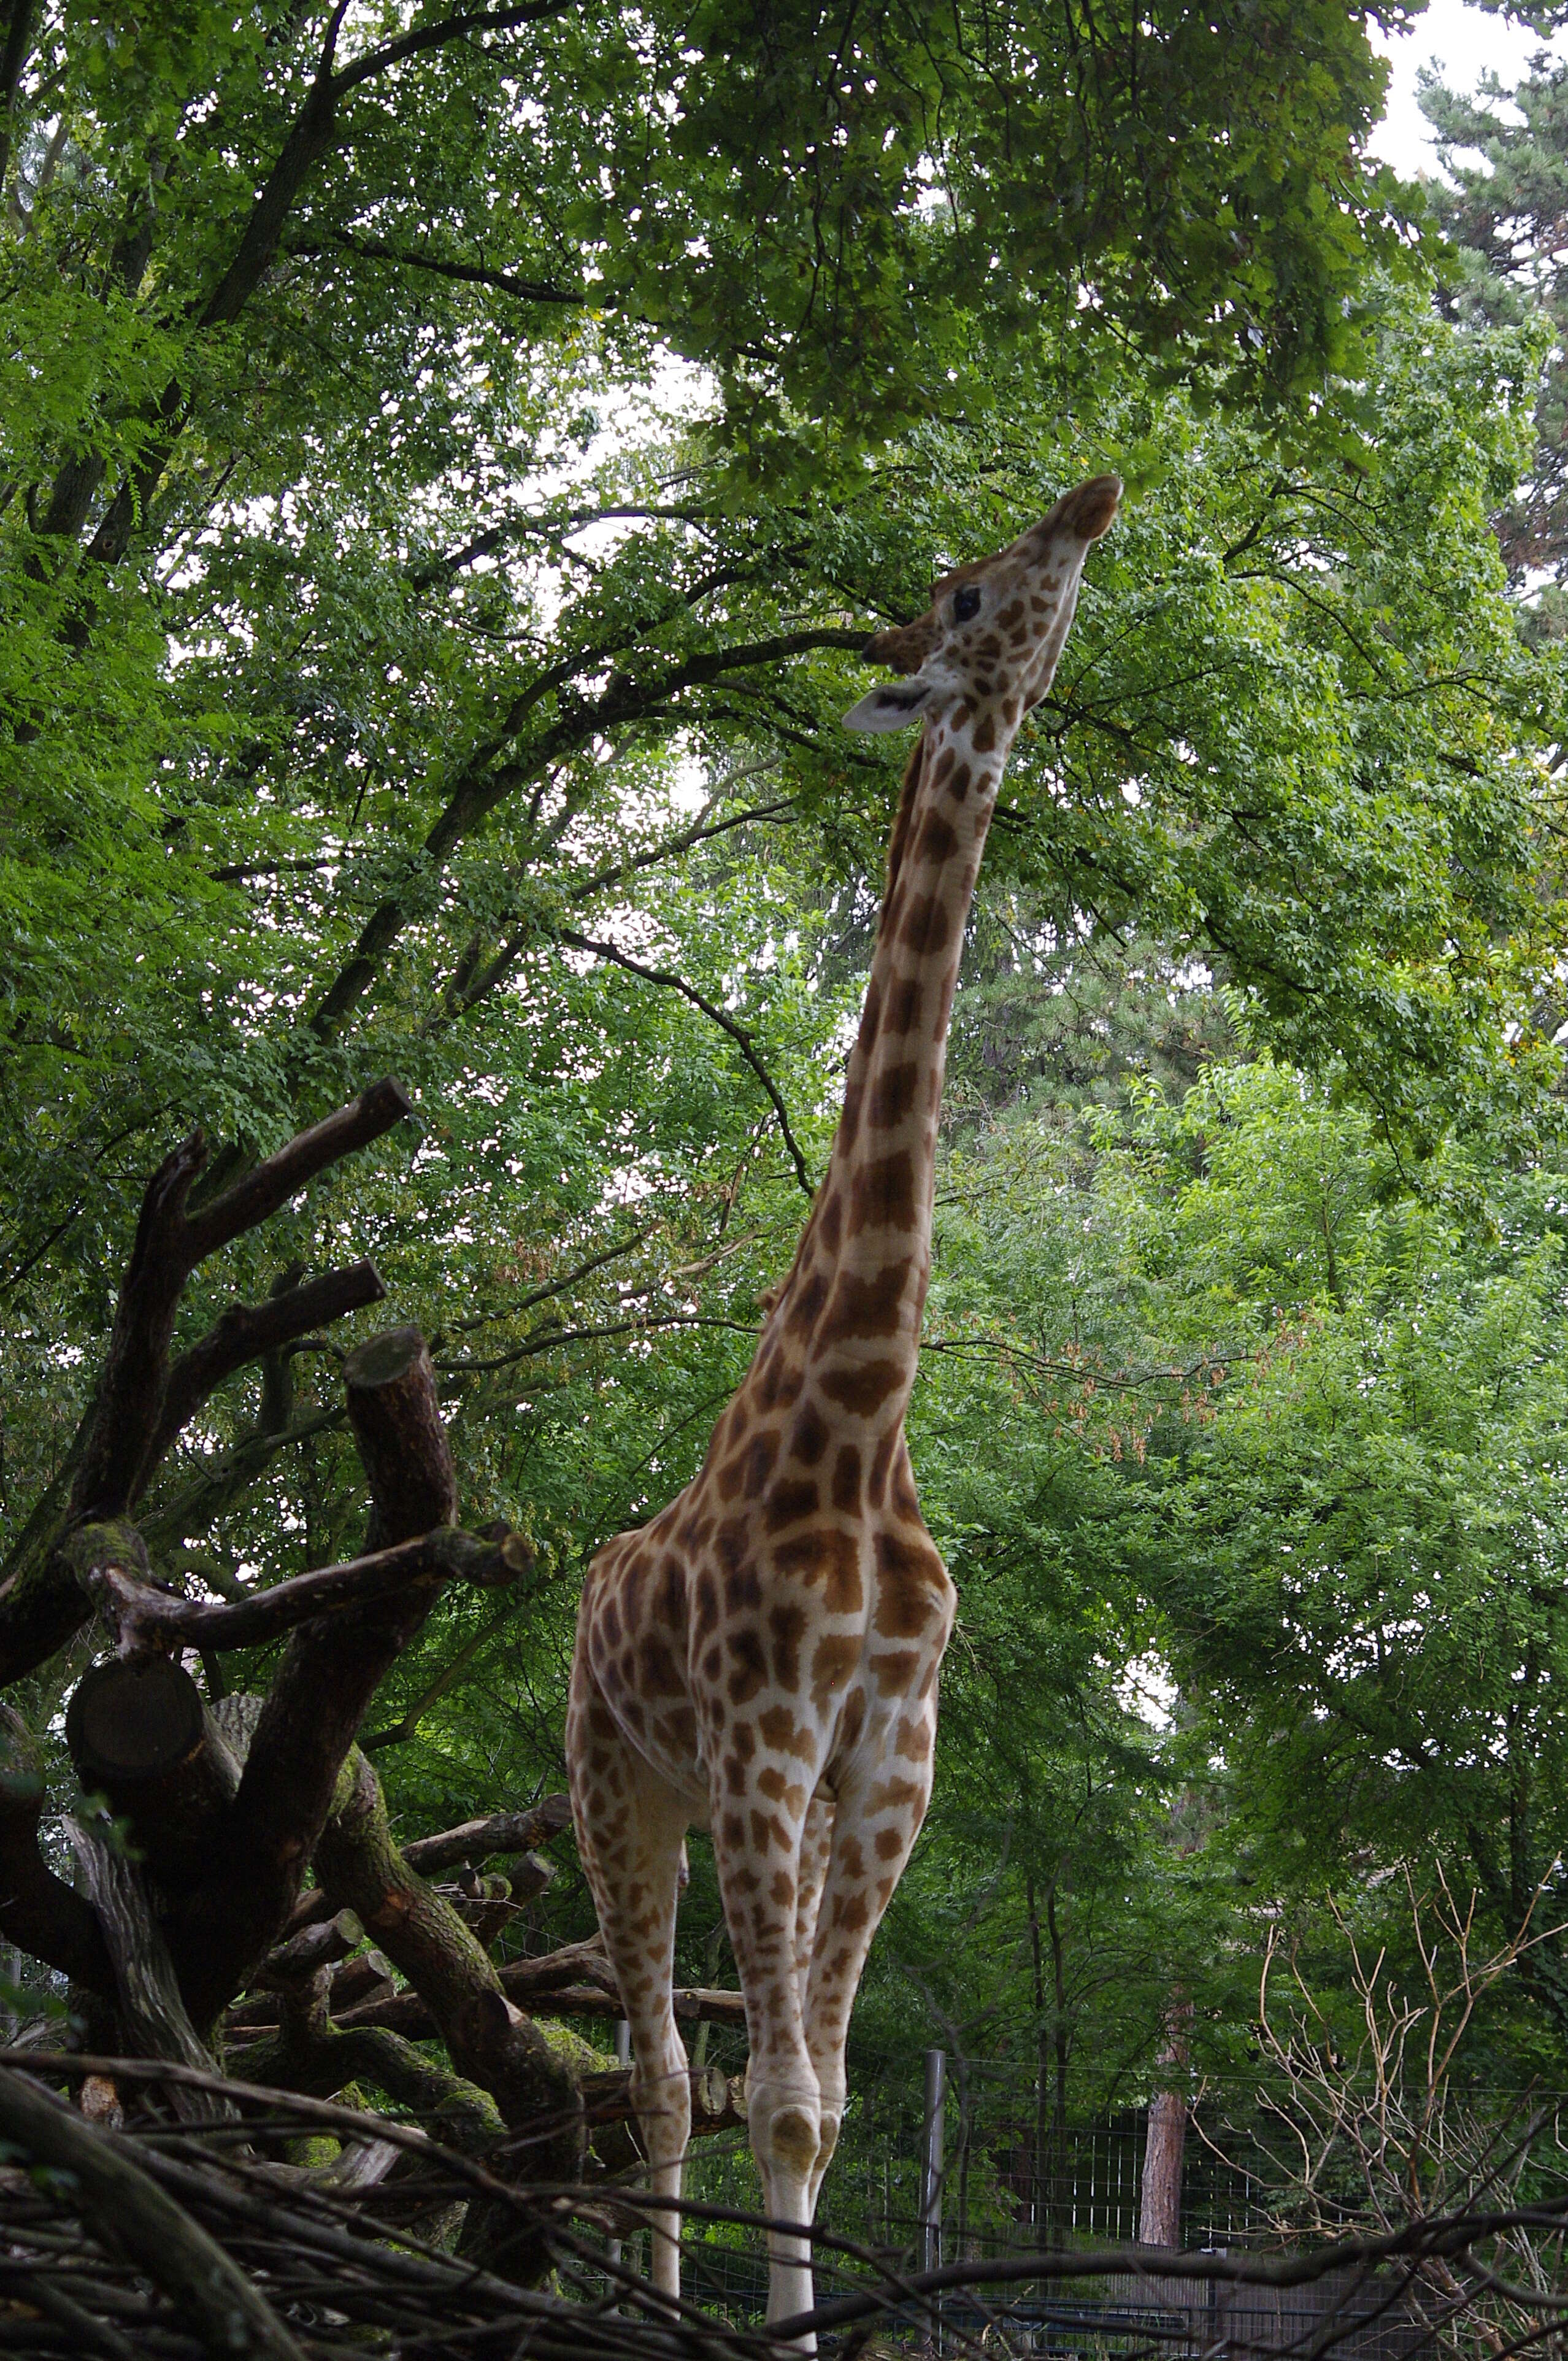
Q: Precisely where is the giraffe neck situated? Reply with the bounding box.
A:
[766,710,1006,1435]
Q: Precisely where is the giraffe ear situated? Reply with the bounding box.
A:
[842,680,932,733]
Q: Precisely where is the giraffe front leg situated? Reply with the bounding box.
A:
[802,1702,937,2222]
[792,1792,838,2214]
[712,1796,826,2341]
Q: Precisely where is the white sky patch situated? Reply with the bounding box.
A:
[1115,1651,1178,1730]
[1367,0,1567,180]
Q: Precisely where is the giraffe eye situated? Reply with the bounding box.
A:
[952,585,982,622]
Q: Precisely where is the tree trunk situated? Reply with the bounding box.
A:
[1139,1998,1193,2248]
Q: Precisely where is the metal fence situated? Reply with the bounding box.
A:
[588,2049,1524,2358]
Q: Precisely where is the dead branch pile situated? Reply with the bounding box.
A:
[1,2050,1566,2361]
[0,1085,750,2277]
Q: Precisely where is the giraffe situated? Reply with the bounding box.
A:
[567,471,1122,2332]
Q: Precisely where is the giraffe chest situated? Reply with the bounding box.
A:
[577,1474,955,1814]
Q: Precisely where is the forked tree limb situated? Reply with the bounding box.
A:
[169,1330,479,2027]
[146,1259,386,1476]
[0,1080,410,1684]
[74,1078,410,1524]
[94,1525,535,1651]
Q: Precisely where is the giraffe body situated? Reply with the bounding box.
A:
[567,473,1121,2333]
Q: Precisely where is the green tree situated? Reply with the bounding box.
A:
[3,0,1566,2229]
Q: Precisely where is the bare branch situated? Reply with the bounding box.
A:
[148,1260,385,1476]
[183,1078,410,1263]
[0,2067,307,2361]
[560,927,814,1196]
[296,229,583,306]
[94,1525,536,1652]
[400,1793,572,1877]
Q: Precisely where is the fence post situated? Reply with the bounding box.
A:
[920,2047,947,2277]
[609,2020,631,2281]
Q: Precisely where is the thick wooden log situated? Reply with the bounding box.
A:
[170,1328,473,2027]
[312,1747,583,2184]
[344,1326,459,1544]
[0,1706,114,1992]
[65,1655,240,1891]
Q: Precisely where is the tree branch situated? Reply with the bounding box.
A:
[306,628,867,1041]
[65,1078,408,1530]
[310,1745,583,2208]
[94,1524,535,1652]
[0,1087,409,1685]
[399,1792,572,1876]
[140,1406,347,1554]
[0,2068,307,2361]
[559,928,813,1196]
[297,228,583,306]
[148,1260,385,1474]
[182,1078,411,1262]
[321,1968,744,2040]
[330,1,573,96]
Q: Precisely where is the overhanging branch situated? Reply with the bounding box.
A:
[558,928,814,1196]
[306,626,868,1042]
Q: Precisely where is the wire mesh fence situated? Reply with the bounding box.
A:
[640,2057,1564,2358]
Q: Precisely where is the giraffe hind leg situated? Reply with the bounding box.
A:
[567,1657,691,2301]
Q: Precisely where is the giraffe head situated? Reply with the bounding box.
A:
[844,472,1121,739]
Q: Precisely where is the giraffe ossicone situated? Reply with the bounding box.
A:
[567,472,1121,2336]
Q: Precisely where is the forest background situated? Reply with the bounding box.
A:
[10,0,1568,2260]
